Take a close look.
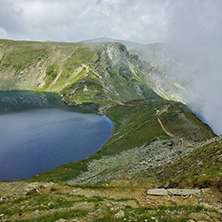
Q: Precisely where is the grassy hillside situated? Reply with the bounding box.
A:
[0,40,158,106]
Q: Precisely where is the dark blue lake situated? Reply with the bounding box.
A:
[0,109,113,181]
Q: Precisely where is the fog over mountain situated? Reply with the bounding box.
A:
[165,1,222,135]
[0,0,221,134]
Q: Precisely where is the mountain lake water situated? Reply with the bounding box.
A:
[0,108,113,181]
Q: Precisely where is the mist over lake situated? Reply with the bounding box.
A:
[0,109,113,181]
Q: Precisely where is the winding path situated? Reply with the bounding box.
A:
[157,116,175,138]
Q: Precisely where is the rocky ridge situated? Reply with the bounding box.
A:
[0,40,158,106]
[68,136,222,185]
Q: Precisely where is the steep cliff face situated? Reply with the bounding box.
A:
[61,42,159,105]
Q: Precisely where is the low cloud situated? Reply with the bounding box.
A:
[0,0,169,43]
[165,0,222,134]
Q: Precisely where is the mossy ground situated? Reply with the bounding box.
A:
[1,183,221,222]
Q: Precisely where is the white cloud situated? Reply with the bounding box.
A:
[165,0,222,134]
[0,0,169,43]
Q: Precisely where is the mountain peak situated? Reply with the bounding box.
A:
[79,37,144,50]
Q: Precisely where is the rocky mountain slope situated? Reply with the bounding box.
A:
[0,40,196,106]
[79,37,144,50]
[0,40,157,106]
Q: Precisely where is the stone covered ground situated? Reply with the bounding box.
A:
[0,181,222,222]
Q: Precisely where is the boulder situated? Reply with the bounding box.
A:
[115,210,125,218]
[44,182,55,187]
[24,182,41,195]
[167,189,201,196]
[147,188,168,196]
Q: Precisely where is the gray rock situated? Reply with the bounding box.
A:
[67,137,213,185]
[44,182,55,187]
[200,188,211,193]
[147,188,168,196]
[24,182,41,195]
[167,189,201,196]
[115,210,125,218]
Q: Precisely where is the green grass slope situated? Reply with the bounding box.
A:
[0,40,158,105]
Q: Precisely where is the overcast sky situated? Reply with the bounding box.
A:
[0,0,171,43]
[0,0,222,134]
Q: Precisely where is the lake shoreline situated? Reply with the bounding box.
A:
[0,90,101,115]
[0,91,113,182]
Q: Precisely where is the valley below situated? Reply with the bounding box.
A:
[0,39,221,221]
